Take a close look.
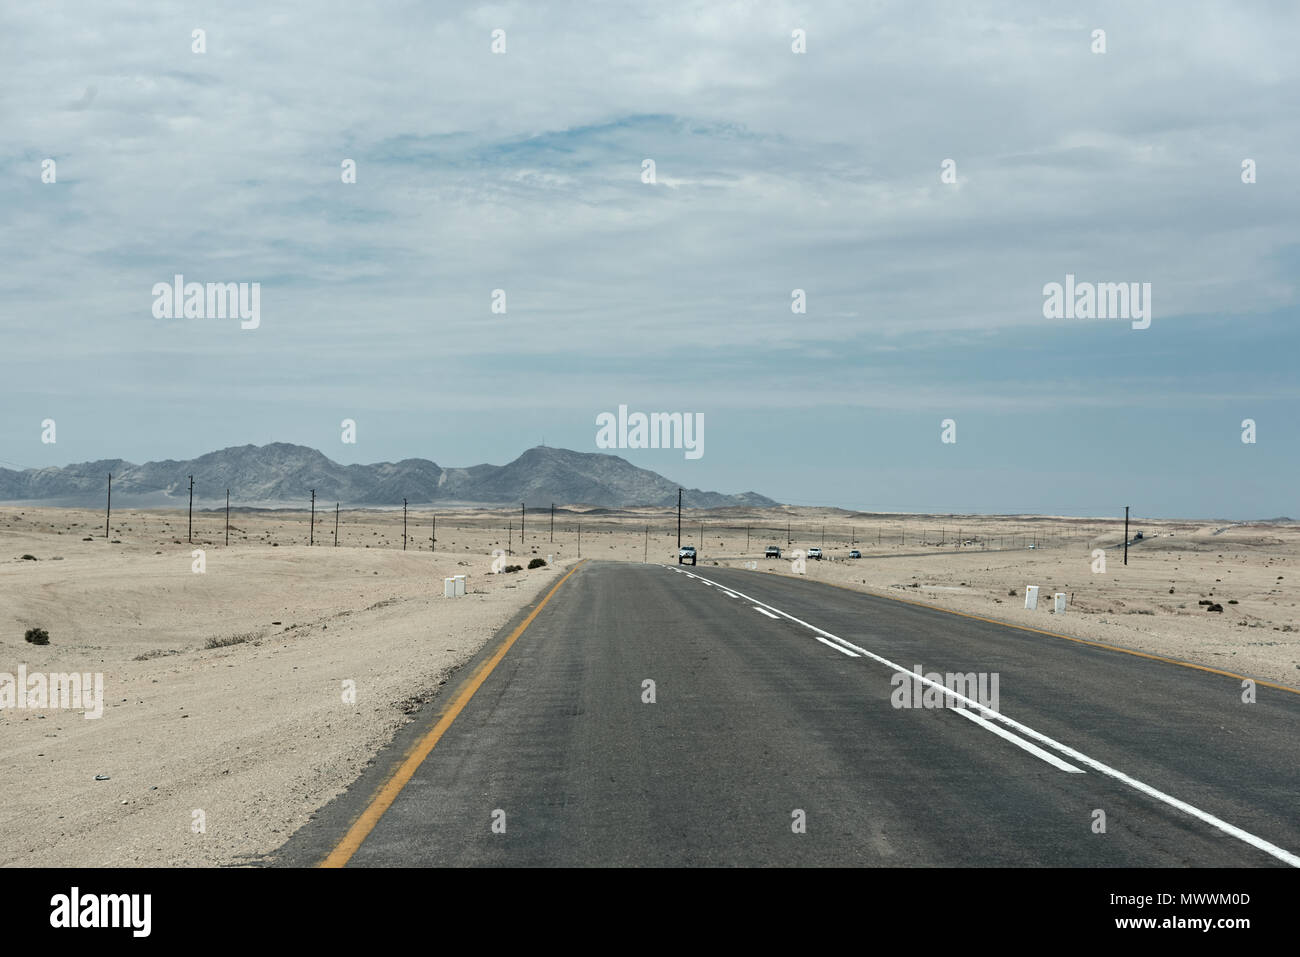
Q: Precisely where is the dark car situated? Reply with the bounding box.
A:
[764,546,782,559]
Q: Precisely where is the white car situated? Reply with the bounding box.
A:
[807,547,823,560]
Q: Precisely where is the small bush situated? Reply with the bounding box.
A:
[527,558,546,569]
[504,564,523,573]
[21,554,37,561]
[133,648,181,661]
[205,631,257,649]
[25,627,50,645]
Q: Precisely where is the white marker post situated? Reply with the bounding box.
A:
[1054,593,1067,614]
[1024,586,1039,610]
[444,577,456,598]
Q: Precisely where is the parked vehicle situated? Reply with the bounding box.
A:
[764,545,782,559]
[849,549,861,559]
[808,547,823,560]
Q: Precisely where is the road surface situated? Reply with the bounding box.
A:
[277,561,1300,867]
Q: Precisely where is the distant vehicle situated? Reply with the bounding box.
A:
[678,545,696,565]
[765,545,782,559]
[1027,544,1037,549]
[849,549,862,559]
[1133,531,1144,541]
[808,547,823,560]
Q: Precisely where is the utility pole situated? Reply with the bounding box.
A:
[677,489,682,549]
[432,515,436,551]
[699,521,704,548]
[309,490,315,545]
[225,489,230,546]
[403,498,408,550]
[188,475,194,543]
[746,525,750,552]
[550,503,554,543]
[335,503,339,547]
[521,502,525,545]
[578,522,581,558]
[821,525,825,547]
[105,473,111,539]
[508,521,512,557]
[1124,505,1130,566]
[786,521,791,546]
[644,526,648,563]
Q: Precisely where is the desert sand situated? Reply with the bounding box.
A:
[2,504,1296,866]
[0,506,565,866]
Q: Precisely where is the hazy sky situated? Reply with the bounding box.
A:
[2,1,1297,518]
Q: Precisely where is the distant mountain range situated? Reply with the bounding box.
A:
[0,444,778,510]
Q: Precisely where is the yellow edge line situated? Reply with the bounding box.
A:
[751,567,1300,697]
[319,560,586,868]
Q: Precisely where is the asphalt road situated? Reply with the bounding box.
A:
[277,561,1300,867]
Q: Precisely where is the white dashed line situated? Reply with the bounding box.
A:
[947,707,1083,773]
[679,568,1300,868]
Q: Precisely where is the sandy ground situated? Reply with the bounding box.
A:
[2,504,1297,866]
[0,506,564,866]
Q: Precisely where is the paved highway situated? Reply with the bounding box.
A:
[277,561,1300,867]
